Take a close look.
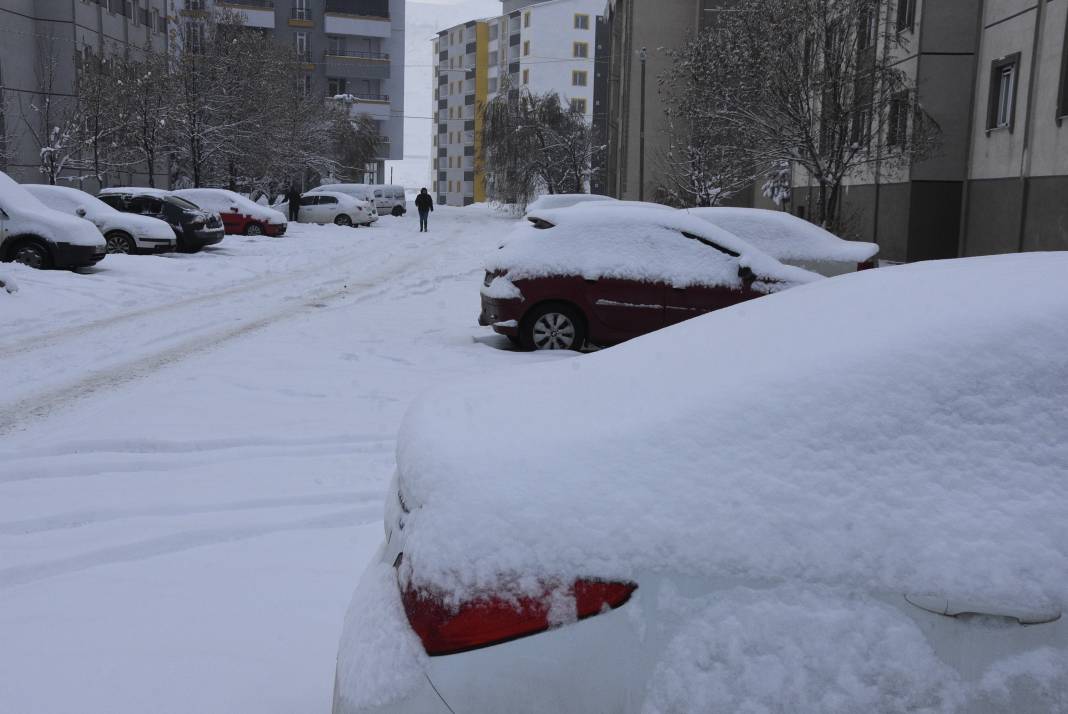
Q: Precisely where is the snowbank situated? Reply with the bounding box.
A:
[487,204,820,289]
[687,207,878,264]
[525,193,616,213]
[0,270,17,294]
[397,252,1068,609]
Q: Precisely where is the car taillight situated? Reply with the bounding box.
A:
[400,574,636,656]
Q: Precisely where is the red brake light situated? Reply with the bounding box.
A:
[401,577,636,656]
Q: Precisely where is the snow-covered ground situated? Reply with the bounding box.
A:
[0,207,562,713]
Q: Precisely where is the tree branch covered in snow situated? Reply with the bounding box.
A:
[661,0,940,230]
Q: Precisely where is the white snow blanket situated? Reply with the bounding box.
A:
[486,204,820,289]
[525,193,617,213]
[397,252,1068,606]
[687,207,879,263]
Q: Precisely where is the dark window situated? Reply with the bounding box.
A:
[896,0,915,32]
[887,91,909,146]
[131,197,163,215]
[987,53,1020,131]
[1058,16,1068,119]
[850,107,871,148]
[857,8,875,51]
[328,77,346,96]
[299,196,317,206]
[319,196,338,204]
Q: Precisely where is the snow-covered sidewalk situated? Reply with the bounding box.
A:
[0,207,566,713]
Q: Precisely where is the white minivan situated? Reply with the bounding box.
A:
[312,184,406,217]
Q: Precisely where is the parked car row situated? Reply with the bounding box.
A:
[480,201,880,350]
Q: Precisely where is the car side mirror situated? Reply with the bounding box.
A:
[76,207,87,217]
[738,265,756,285]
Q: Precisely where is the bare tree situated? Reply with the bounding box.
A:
[18,36,85,185]
[662,0,939,230]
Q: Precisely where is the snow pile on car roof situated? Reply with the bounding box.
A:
[397,252,1068,608]
[687,207,879,263]
[525,193,616,213]
[0,172,104,247]
[487,204,820,289]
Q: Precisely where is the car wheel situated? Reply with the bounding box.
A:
[521,303,587,351]
[105,231,135,254]
[9,240,51,270]
[391,206,403,217]
[334,214,352,227]
[245,223,264,236]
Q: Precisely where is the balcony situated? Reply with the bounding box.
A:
[325,0,389,19]
[289,7,313,27]
[324,50,391,79]
[324,0,390,37]
[218,0,275,28]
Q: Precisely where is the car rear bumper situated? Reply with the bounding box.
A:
[54,242,106,269]
[265,223,287,237]
[181,227,225,250]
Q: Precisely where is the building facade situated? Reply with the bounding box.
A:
[185,0,405,183]
[0,0,169,188]
[431,0,601,207]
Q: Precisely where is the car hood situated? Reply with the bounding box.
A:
[7,207,104,248]
[395,253,1068,610]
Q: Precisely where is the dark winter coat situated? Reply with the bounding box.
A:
[415,193,434,213]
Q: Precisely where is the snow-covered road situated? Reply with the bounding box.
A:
[0,207,564,713]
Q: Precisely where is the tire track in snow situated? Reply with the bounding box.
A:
[0,250,437,437]
[0,506,378,589]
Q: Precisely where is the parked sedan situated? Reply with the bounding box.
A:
[296,192,377,227]
[171,188,287,236]
[24,184,176,254]
[335,252,1068,714]
[0,171,105,269]
[479,204,819,350]
[98,188,224,252]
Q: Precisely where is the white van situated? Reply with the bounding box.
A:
[312,184,406,217]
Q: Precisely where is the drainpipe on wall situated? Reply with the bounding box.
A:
[957,0,987,258]
[1016,0,1047,253]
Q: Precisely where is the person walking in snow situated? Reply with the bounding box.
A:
[415,188,434,232]
[286,182,301,223]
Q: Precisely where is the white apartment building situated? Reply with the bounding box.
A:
[431,0,602,206]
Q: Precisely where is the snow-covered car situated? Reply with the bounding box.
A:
[171,188,287,236]
[479,204,819,349]
[0,172,106,270]
[524,193,617,214]
[294,191,378,227]
[335,252,1068,714]
[98,188,225,253]
[24,184,177,254]
[687,207,879,276]
[311,183,401,217]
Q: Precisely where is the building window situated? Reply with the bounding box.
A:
[896,0,915,32]
[302,75,312,97]
[574,14,590,30]
[327,36,344,56]
[187,0,205,10]
[328,77,346,96]
[294,0,309,20]
[1058,15,1068,119]
[488,76,498,93]
[489,24,498,41]
[523,69,529,84]
[523,40,530,56]
[887,91,908,146]
[572,70,587,86]
[849,107,871,148]
[571,98,587,114]
[185,22,203,53]
[857,8,875,51]
[524,11,531,28]
[987,53,1020,131]
[573,41,589,58]
[295,32,310,61]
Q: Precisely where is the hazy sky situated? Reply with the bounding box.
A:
[386,0,503,187]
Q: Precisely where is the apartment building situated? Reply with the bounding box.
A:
[0,0,169,188]
[184,0,405,182]
[431,0,601,207]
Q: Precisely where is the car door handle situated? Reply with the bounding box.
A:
[905,594,1062,625]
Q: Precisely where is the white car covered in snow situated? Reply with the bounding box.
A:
[171,188,288,236]
[24,184,177,254]
[0,172,106,270]
[334,253,1068,713]
[687,207,879,276]
[295,191,378,227]
[310,184,402,217]
[525,193,617,214]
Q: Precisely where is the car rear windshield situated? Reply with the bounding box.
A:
[165,196,200,211]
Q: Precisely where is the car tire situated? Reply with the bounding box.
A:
[8,239,52,270]
[391,206,403,217]
[105,231,136,254]
[334,214,352,227]
[520,303,587,351]
[245,223,264,236]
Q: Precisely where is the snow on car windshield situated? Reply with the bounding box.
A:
[487,204,819,288]
[396,252,1068,607]
[687,207,879,263]
[525,193,616,213]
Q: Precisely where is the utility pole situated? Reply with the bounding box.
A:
[639,47,647,202]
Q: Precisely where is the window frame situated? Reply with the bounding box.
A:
[570,97,588,114]
[572,41,589,58]
[572,70,588,86]
[986,52,1021,133]
[574,13,590,30]
[895,0,915,33]
[1058,13,1068,123]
